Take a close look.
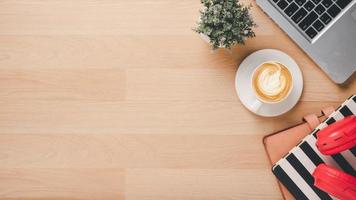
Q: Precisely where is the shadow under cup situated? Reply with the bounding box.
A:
[250,61,294,112]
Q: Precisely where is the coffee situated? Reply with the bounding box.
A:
[252,61,293,103]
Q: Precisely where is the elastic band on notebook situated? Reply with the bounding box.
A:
[321,106,334,117]
[303,114,320,131]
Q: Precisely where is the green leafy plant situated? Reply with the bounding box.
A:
[195,0,256,49]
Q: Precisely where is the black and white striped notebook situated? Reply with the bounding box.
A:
[273,95,356,200]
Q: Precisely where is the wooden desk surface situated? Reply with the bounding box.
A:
[0,0,354,199]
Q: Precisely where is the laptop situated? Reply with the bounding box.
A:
[257,0,356,84]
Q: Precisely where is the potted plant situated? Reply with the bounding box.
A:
[195,0,256,49]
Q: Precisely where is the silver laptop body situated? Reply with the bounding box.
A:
[257,0,356,83]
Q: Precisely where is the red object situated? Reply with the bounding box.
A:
[316,115,356,155]
[313,164,356,200]
[312,115,356,200]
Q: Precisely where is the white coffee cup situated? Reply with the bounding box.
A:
[250,61,294,112]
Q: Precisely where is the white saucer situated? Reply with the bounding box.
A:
[235,49,303,117]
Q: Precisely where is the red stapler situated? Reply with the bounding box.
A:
[312,115,356,200]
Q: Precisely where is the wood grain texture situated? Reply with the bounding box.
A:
[0,0,354,199]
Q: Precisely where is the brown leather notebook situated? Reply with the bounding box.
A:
[263,107,334,200]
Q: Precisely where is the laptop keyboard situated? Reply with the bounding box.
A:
[271,0,353,40]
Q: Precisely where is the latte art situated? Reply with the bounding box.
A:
[252,62,293,102]
[258,65,287,96]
